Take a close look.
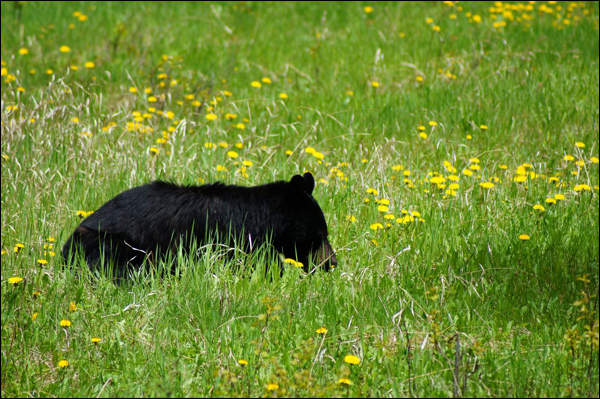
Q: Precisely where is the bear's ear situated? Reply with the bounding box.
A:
[303,172,315,195]
[291,172,315,195]
[290,174,307,192]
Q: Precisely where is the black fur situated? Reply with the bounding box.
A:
[62,173,337,277]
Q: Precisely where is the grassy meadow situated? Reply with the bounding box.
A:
[1,1,599,397]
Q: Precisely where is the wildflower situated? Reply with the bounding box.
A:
[242,160,253,167]
[32,312,39,321]
[466,135,472,140]
[514,175,527,183]
[205,113,217,121]
[370,223,384,231]
[519,234,530,241]
[129,87,138,93]
[371,81,380,88]
[60,319,72,327]
[346,90,354,96]
[150,147,160,155]
[316,327,328,334]
[419,132,428,139]
[238,359,248,366]
[377,205,389,213]
[573,184,591,192]
[364,6,373,13]
[71,117,80,123]
[261,77,271,84]
[8,277,24,285]
[37,259,48,266]
[14,243,25,253]
[266,383,279,391]
[533,204,546,212]
[554,194,565,200]
[545,198,557,205]
[347,216,357,223]
[429,121,438,126]
[591,157,599,164]
[462,169,473,177]
[227,151,239,159]
[251,81,261,88]
[19,48,29,55]
[84,61,95,68]
[344,355,361,365]
[575,142,585,148]
[480,125,488,130]
[416,76,424,82]
[279,93,288,99]
[69,302,78,312]
[430,176,446,185]
[313,152,325,160]
[338,378,352,385]
[60,45,71,53]
[563,155,574,161]
[499,165,508,170]
[480,182,494,189]
[92,337,101,344]
[58,360,69,369]
[165,111,175,119]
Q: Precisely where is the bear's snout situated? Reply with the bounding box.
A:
[315,239,337,272]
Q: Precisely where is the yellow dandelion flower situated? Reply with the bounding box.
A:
[533,204,546,212]
[238,359,248,366]
[462,169,473,177]
[575,142,585,148]
[266,383,279,391]
[590,157,599,164]
[69,302,78,312]
[554,194,565,200]
[480,182,494,189]
[8,277,24,285]
[545,198,557,205]
[416,76,424,82]
[60,319,72,327]
[429,121,438,126]
[377,205,389,213]
[84,61,95,68]
[19,48,29,55]
[129,87,138,93]
[338,378,352,385]
[205,113,218,121]
[371,81,380,88]
[345,90,354,96]
[480,125,488,130]
[313,152,325,160]
[347,215,357,223]
[149,147,160,155]
[279,93,288,99]
[344,355,361,365]
[58,360,69,368]
[366,188,378,195]
[251,81,261,88]
[261,77,271,84]
[316,327,328,334]
[519,234,530,241]
[364,6,373,13]
[37,259,48,265]
[92,337,102,344]
[60,45,71,53]
[32,312,39,321]
[563,155,574,161]
[227,151,239,159]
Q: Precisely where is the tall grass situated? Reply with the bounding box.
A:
[2,1,599,397]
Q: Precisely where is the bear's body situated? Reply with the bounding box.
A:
[62,173,337,277]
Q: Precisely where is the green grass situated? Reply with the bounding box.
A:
[1,1,599,397]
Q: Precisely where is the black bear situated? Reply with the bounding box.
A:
[62,172,337,278]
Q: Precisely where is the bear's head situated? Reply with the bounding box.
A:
[279,172,337,273]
